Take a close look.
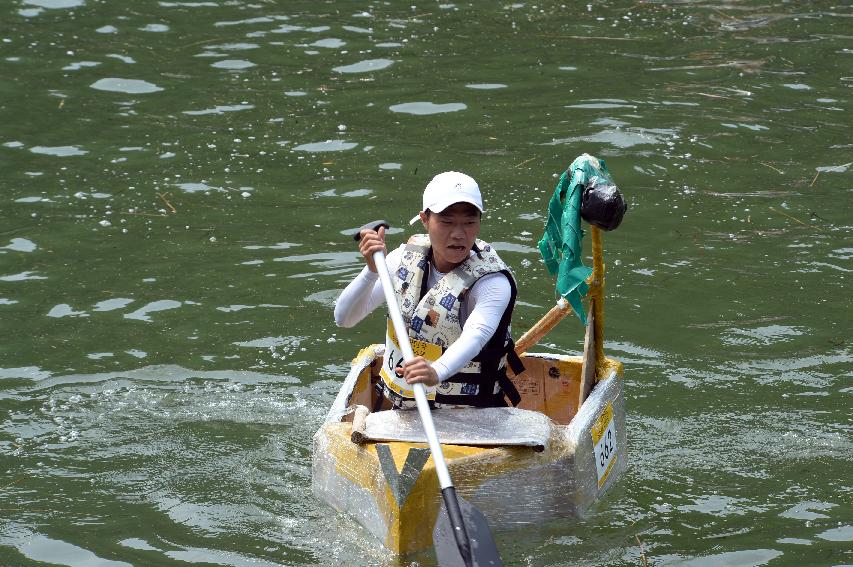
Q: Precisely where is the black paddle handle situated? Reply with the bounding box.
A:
[353,220,390,241]
[442,486,473,567]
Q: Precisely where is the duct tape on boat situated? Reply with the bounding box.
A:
[591,401,617,488]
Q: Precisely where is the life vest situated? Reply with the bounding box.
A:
[378,234,523,409]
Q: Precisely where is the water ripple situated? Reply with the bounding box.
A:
[389,102,466,115]
[90,78,163,94]
[332,59,393,73]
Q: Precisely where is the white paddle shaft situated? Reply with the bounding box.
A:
[372,250,453,490]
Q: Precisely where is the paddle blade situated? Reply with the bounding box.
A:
[433,494,503,567]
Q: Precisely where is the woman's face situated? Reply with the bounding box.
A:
[420,203,481,273]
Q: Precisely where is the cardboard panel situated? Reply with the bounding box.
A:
[507,357,544,412]
[543,359,582,425]
[347,360,384,417]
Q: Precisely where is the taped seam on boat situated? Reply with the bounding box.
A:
[376,444,430,506]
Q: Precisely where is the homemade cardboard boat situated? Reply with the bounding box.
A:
[312,227,626,555]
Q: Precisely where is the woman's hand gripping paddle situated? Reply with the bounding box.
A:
[354,221,503,567]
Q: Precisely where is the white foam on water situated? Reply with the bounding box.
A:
[87,352,114,360]
[655,549,783,566]
[828,247,853,260]
[0,366,52,380]
[293,140,357,152]
[123,300,183,322]
[273,251,360,267]
[465,83,507,90]
[164,546,284,567]
[332,58,393,73]
[3,238,37,252]
[31,364,299,389]
[211,59,255,70]
[776,538,811,545]
[816,162,851,173]
[661,100,700,106]
[242,242,300,250]
[544,126,677,149]
[304,290,340,307]
[721,122,769,131]
[22,0,84,8]
[62,61,100,71]
[816,525,853,541]
[311,38,345,48]
[139,24,169,32]
[90,78,164,94]
[720,325,804,347]
[92,298,134,312]
[118,538,158,551]
[160,1,219,6]
[269,24,304,34]
[389,102,466,115]
[216,305,254,312]
[490,241,538,254]
[214,16,285,27]
[183,103,254,115]
[29,145,88,156]
[0,271,47,281]
[780,501,835,521]
[206,42,259,51]
[676,494,767,516]
[566,101,637,109]
[233,336,303,349]
[106,54,136,64]
[175,182,224,193]
[13,532,132,567]
[47,304,89,318]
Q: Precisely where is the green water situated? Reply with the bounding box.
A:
[1,1,850,565]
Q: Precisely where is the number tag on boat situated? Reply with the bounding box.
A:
[591,401,617,488]
[380,318,441,399]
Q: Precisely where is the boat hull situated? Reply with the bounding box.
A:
[312,346,626,555]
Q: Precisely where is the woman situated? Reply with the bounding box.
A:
[334,171,523,409]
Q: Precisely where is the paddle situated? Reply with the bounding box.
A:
[354,221,503,567]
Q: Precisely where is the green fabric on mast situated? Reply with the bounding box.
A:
[538,153,613,325]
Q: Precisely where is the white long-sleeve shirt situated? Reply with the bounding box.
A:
[334,245,511,382]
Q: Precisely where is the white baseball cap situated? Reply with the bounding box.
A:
[408,171,484,225]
